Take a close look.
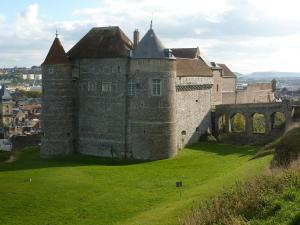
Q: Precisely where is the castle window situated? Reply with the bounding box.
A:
[118,66,121,73]
[152,79,161,96]
[127,80,136,96]
[217,84,219,92]
[48,68,54,74]
[102,82,112,93]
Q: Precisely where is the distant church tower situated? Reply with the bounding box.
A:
[128,24,177,159]
[41,33,74,157]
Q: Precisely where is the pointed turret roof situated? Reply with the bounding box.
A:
[133,28,174,59]
[0,84,12,102]
[42,37,70,65]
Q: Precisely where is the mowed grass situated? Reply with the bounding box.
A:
[0,143,271,225]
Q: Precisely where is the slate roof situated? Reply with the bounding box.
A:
[171,48,200,59]
[42,38,70,65]
[0,85,12,102]
[133,28,174,59]
[176,59,213,77]
[68,26,132,58]
[218,64,236,78]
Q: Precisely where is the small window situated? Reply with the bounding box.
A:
[128,80,136,96]
[102,82,112,93]
[217,84,219,92]
[117,66,121,73]
[152,79,161,96]
[88,81,97,92]
[181,130,186,135]
[48,68,54,74]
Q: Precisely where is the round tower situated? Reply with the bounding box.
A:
[41,34,74,157]
[128,26,177,160]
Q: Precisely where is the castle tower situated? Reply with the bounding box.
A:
[0,85,13,138]
[41,34,74,157]
[128,25,177,159]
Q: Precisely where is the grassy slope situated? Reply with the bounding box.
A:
[250,189,300,225]
[0,143,271,225]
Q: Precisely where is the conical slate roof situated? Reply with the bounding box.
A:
[42,37,70,65]
[0,85,12,102]
[133,28,174,59]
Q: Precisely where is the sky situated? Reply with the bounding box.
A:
[1,0,300,73]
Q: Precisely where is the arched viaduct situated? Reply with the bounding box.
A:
[212,101,292,145]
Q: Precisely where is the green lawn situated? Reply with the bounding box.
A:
[0,143,272,225]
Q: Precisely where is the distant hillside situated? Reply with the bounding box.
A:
[236,72,300,80]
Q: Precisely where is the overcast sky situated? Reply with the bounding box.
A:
[1,0,300,73]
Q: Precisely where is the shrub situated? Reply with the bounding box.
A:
[182,171,299,225]
[0,150,11,162]
[289,213,300,225]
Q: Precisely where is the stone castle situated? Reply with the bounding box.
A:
[41,25,275,160]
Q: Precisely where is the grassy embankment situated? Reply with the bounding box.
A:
[0,143,271,225]
[183,127,300,225]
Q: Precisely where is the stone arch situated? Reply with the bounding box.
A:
[252,112,266,134]
[271,111,286,130]
[230,112,246,133]
[217,114,227,133]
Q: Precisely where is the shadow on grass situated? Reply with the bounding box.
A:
[0,147,152,172]
[187,142,258,157]
[0,142,258,172]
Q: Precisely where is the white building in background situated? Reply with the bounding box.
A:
[35,74,42,80]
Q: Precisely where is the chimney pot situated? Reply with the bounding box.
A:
[133,29,140,49]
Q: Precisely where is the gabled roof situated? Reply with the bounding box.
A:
[68,26,132,58]
[218,64,236,78]
[176,59,213,77]
[133,28,174,59]
[42,37,70,65]
[171,47,200,59]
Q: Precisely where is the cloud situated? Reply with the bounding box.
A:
[0,15,5,24]
[0,0,300,73]
[20,3,39,23]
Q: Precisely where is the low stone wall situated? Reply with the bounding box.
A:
[11,134,41,150]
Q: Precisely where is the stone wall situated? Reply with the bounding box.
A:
[76,58,129,158]
[222,83,275,104]
[41,64,74,157]
[222,77,236,92]
[176,76,213,149]
[212,69,222,105]
[128,59,177,159]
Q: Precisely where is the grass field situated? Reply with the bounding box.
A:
[0,143,272,225]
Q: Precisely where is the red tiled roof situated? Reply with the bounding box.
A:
[171,48,200,59]
[42,38,70,65]
[68,26,133,58]
[176,59,213,77]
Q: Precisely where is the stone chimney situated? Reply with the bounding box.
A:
[133,29,140,49]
